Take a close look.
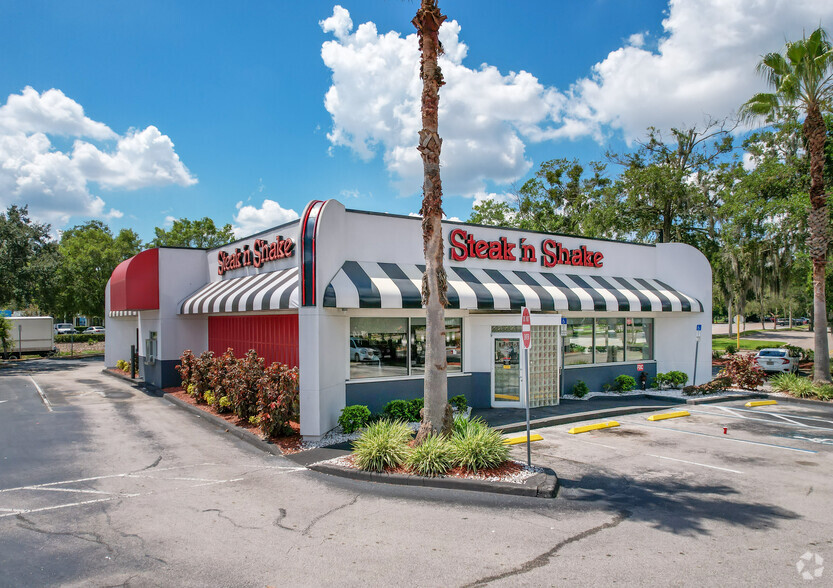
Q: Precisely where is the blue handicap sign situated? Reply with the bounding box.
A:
[561,317,567,325]
[696,324,702,331]
[0,310,11,317]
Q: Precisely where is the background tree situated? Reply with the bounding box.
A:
[0,205,60,311]
[741,27,833,382]
[413,0,452,442]
[56,221,143,320]
[0,316,10,355]
[150,217,234,248]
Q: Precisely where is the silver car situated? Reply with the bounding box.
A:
[754,348,799,373]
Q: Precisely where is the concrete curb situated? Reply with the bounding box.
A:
[494,404,679,434]
[307,462,558,498]
[161,392,285,457]
[684,393,762,405]
[756,393,833,407]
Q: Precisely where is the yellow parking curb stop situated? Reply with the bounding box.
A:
[568,421,620,434]
[647,410,691,421]
[745,400,778,407]
[503,434,543,445]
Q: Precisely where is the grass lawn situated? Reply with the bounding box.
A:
[712,336,787,351]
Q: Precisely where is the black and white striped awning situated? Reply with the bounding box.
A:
[179,268,299,314]
[323,262,702,312]
[108,310,138,318]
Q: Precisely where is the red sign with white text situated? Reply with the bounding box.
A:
[218,235,295,276]
[521,307,531,349]
[448,228,603,268]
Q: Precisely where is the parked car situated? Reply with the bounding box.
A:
[54,323,77,335]
[83,326,105,334]
[776,318,789,326]
[349,337,381,362]
[754,348,799,374]
[793,317,809,325]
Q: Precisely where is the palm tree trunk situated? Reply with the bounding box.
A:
[414,0,452,442]
[805,105,831,383]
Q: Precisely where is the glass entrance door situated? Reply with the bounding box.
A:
[492,335,523,407]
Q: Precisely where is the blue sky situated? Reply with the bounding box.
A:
[1,0,831,241]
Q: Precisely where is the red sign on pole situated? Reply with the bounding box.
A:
[521,307,531,349]
[637,363,644,371]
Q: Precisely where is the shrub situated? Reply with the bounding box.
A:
[718,355,765,390]
[352,420,412,472]
[55,333,105,344]
[218,395,232,410]
[803,348,815,362]
[780,344,804,359]
[666,371,688,389]
[406,434,453,477]
[258,363,299,437]
[571,380,590,398]
[814,384,833,401]
[383,399,413,422]
[725,343,737,355]
[191,351,215,404]
[612,375,636,393]
[175,350,196,388]
[454,414,487,437]
[682,385,699,396]
[229,349,264,421]
[712,349,723,359]
[698,376,732,394]
[116,359,130,372]
[770,373,815,398]
[449,395,468,412]
[208,349,237,412]
[338,405,372,434]
[203,390,215,405]
[450,419,508,473]
[408,398,424,422]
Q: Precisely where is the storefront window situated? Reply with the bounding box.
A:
[411,317,462,375]
[350,317,462,379]
[349,318,408,379]
[564,318,594,366]
[626,318,653,361]
[594,318,625,363]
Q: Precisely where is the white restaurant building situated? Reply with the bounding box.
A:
[105,199,712,438]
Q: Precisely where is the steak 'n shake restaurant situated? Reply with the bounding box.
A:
[105,199,712,438]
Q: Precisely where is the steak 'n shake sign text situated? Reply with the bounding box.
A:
[218,235,295,276]
[448,229,604,268]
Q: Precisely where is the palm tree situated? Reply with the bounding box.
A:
[413,0,452,441]
[741,27,833,382]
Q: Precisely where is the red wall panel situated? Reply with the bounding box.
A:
[208,315,299,367]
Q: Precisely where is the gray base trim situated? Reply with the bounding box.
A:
[563,362,658,395]
[346,373,486,413]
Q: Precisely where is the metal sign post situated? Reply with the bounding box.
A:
[521,307,532,466]
[693,324,701,385]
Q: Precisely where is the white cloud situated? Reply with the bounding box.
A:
[320,7,563,198]
[473,191,515,207]
[0,86,196,227]
[232,198,300,237]
[320,0,833,195]
[559,0,833,143]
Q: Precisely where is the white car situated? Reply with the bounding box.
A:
[754,348,799,373]
[84,326,105,334]
[349,337,381,362]
[54,323,77,335]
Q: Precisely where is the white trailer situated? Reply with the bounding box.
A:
[1,317,56,359]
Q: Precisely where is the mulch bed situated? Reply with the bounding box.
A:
[161,386,305,454]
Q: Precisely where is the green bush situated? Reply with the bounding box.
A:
[115,359,130,372]
[257,362,299,437]
[352,420,413,472]
[770,373,816,398]
[725,343,737,355]
[449,417,508,473]
[666,371,688,389]
[383,399,413,422]
[815,384,833,401]
[54,333,105,343]
[712,349,723,359]
[408,398,424,422]
[571,380,590,398]
[406,434,453,477]
[682,385,699,396]
[612,375,636,393]
[698,376,732,394]
[338,405,372,434]
[449,394,468,412]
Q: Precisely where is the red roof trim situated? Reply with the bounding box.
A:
[110,248,159,311]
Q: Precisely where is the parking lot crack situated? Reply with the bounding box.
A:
[301,495,359,536]
[462,510,631,587]
[202,508,262,530]
[16,514,115,553]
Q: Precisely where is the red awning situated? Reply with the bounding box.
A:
[110,249,159,312]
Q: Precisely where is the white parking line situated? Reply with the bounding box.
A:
[648,454,743,474]
[29,376,52,412]
[617,420,817,454]
[688,407,833,432]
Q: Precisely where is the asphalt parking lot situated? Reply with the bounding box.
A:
[1,358,832,586]
[504,399,833,586]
